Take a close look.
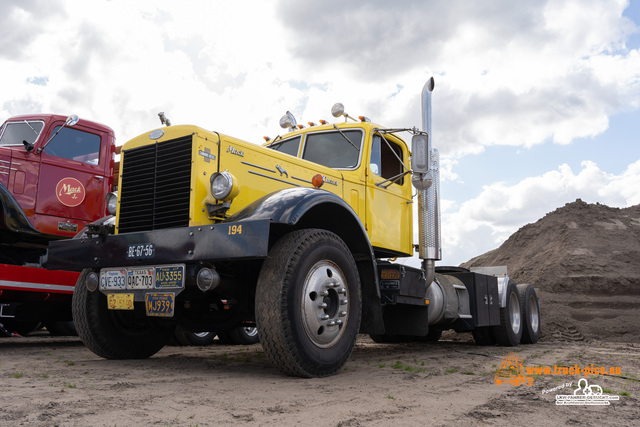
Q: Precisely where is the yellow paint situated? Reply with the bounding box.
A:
[117,121,414,257]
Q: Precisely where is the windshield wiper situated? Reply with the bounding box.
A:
[332,125,360,151]
[24,120,39,136]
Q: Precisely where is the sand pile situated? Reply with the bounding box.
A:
[461,199,640,343]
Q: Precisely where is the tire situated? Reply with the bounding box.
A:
[256,229,361,377]
[218,326,260,345]
[472,326,496,345]
[517,284,540,344]
[173,323,216,346]
[492,280,523,346]
[73,269,173,359]
[44,320,78,336]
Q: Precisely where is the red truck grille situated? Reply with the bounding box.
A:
[117,136,192,233]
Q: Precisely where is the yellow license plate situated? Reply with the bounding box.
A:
[107,293,134,310]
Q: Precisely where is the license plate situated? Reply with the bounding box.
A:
[145,293,174,317]
[127,268,155,289]
[155,266,184,289]
[101,269,126,289]
[127,243,155,259]
[100,265,184,290]
[107,293,134,310]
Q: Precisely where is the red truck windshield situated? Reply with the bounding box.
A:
[0,120,44,146]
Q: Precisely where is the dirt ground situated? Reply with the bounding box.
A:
[1,332,638,426]
[2,199,639,426]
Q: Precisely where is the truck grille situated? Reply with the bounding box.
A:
[117,136,192,233]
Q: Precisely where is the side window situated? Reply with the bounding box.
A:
[44,126,101,165]
[269,136,301,157]
[371,135,405,185]
[0,121,44,146]
[302,130,362,168]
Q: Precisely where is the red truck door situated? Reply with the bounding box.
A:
[31,119,113,237]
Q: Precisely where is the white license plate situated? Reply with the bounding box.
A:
[127,268,155,289]
[100,269,126,290]
[100,265,184,290]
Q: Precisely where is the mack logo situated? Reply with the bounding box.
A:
[55,177,86,207]
[323,176,339,186]
[227,146,244,157]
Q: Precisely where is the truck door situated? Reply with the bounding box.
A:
[33,121,111,237]
[365,133,413,256]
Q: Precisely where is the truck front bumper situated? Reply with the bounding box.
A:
[46,219,270,271]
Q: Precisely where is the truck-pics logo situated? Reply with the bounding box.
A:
[56,177,86,207]
[494,353,535,386]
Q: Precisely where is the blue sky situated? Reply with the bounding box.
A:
[1,0,639,266]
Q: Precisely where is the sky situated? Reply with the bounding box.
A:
[1,0,639,267]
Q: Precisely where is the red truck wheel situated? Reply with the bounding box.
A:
[256,229,361,377]
[73,269,172,359]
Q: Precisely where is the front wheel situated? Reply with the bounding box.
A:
[256,229,361,377]
[73,269,173,359]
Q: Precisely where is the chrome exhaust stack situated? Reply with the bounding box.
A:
[411,77,442,290]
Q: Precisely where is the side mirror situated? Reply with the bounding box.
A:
[65,114,79,127]
[411,134,430,174]
[23,140,35,152]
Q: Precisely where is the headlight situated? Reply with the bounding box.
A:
[106,191,118,215]
[210,171,239,201]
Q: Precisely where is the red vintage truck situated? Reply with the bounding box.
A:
[0,114,117,335]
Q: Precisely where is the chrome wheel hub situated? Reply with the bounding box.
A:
[301,260,349,348]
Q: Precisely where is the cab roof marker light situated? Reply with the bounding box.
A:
[308,122,316,127]
[319,119,328,125]
[358,116,371,122]
[263,136,271,142]
[297,124,305,129]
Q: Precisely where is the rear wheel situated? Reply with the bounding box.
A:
[256,229,361,377]
[492,280,522,346]
[218,326,260,345]
[517,284,540,344]
[73,269,173,359]
[173,323,216,346]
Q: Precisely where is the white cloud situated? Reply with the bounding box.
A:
[439,159,640,266]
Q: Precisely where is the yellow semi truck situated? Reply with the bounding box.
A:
[47,78,541,377]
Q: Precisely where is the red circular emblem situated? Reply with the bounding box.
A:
[55,177,86,207]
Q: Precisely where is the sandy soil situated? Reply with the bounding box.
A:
[2,199,639,426]
[1,332,638,426]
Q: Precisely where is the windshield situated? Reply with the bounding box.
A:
[268,135,301,157]
[302,129,362,169]
[0,120,45,146]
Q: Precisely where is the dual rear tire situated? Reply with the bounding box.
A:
[473,281,540,346]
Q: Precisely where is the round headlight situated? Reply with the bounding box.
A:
[210,172,239,201]
[106,191,118,215]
